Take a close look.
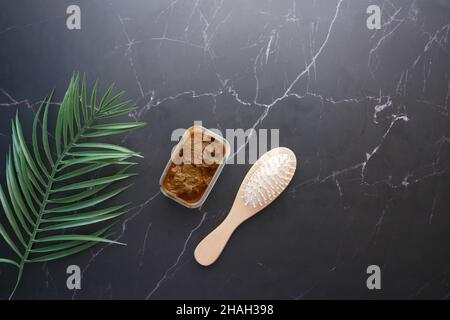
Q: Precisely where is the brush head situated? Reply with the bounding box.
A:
[241,147,296,209]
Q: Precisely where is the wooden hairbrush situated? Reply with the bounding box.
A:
[194,147,297,266]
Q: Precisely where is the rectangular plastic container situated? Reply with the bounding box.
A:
[159,125,231,208]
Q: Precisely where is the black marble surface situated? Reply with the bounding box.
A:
[0,0,450,300]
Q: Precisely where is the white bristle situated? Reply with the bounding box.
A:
[243,152,295,208]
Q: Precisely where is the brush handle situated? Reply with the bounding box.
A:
[194,211,242,266]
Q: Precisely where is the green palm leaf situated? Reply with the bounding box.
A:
[0,73,145,299]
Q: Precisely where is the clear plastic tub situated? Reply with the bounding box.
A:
[159,125,231,208]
